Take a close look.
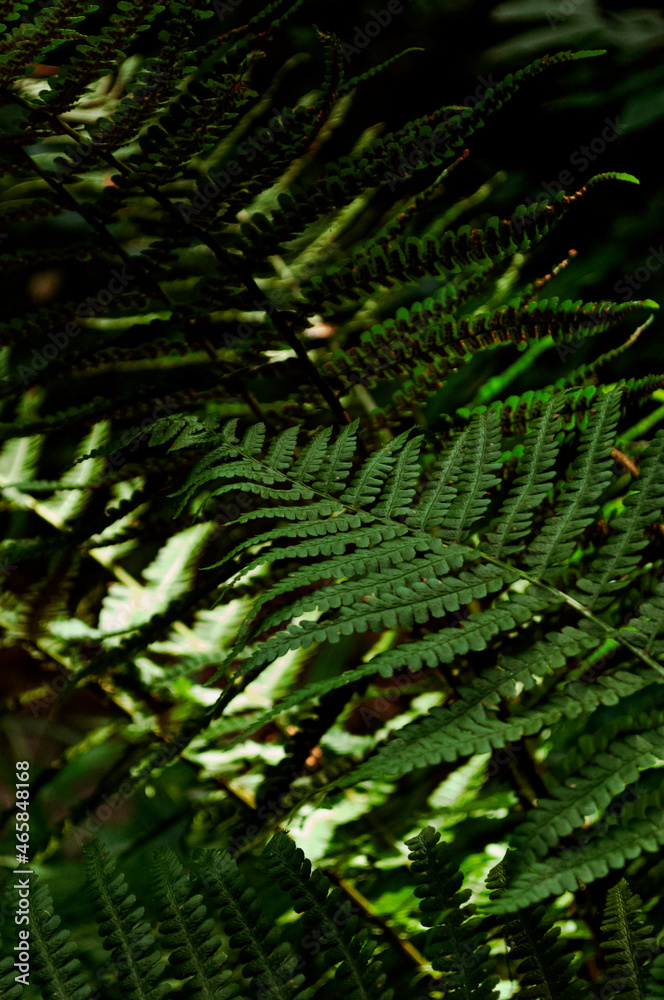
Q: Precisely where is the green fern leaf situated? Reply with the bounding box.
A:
[153,846,242,999]
[28,878,95,1000]
[510,724,664,856]
[486,394,560,557]
[84,841,168,1000]
[576,428,664,609]
[263,830,392,1000]
[437,409,502,542]
[194,848,312,1000]
[600,879,656,1000]
[525,387,622,576]
[406,826,499,999]
[486,855,587,1000]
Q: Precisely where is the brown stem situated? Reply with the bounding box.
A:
[323,867,430,971]
[494,699,549,811]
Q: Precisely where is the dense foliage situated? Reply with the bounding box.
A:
[2,1,664,997]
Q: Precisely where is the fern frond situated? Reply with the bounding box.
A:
[406,826,499,999]
[2,14,664,991]
[617,582,664,655]
[600,879,655,1000]
[339,47,425,96]
[436,409,502,542]
[510,723,664,856]
[264,830,392,1000]
[153,846,241,999]
[486,394,560,557]
[45,3,168,115]
[97,523,213,641]
[524,387,622,576]
[354,49,607,189]
[306,176,635,310]
[341,655,659,787]
[194,848,311,1000]
[574,428,664,609]
[28,878,95,1000]
[164,392,664,738]
[84,841,168,1000]
[486,856,587,1000]
[0,956,21,1000]
[488,784,664,912]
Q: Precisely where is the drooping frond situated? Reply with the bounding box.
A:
[485,854,587,1000]
[263,831,392,1000]
[406,826,499,1000]
[488,784,664,912]
[152,847,241,1000]
[599,879,656,1000]
[509,723,664,857]
[306,178,640,311]
[2,7,664,993]
[193,848,310,1000]
[27,879,95,1000]
[83,841,168,1000]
